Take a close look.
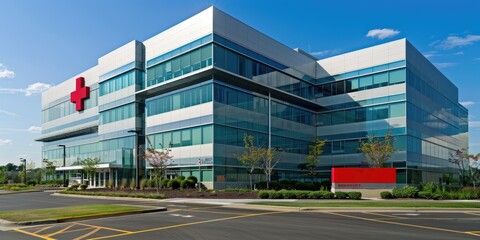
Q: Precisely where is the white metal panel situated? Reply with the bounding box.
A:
[98,117,137,134]
[98,85,136,106]
[98,40,140,77]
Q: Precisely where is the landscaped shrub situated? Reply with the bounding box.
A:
[161,178,170,188]
[140,179,148,190]
[120,179,128,189]
[180,179,195,189]
[269,181,281,190]
[67,184,80,191]
[348,192,362,200]
[322,191,335,199]
[222,188,251,192]
[258,190,273,199]
[177,176,186,181]
[294,182,307,190]
[168,179,181,189]
[26,180,37,186]
[392,186,419,198]
[279,180,297,190]
[320,180,331,191]
[79,184,88,190]
[130,178,136,190]
[380,191,393,199]
[269,191,284,199]
[418,191,433,199]
[186,176,198,184]
[335,191,348,199]
[308,191,324,199]
[283,191,297,199]
[422,182,438,193]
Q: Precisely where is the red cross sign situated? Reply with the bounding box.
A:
[70,77,90,111]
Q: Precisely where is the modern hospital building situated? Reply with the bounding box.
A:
[37,7,468,189]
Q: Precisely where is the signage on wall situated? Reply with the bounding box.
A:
[70,77,90,111]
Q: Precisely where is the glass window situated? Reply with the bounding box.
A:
[332,81,345,95]
[359,76,373,89]
[389,69,406,84]
[192,127,202,145]
[202,125,213,144]
[322,84,332,96]
[181,129,191,146]
[332,141,344,153]
[346,78,359,92]
[373,72,389,87]
[172,131,181,147]
[390,102,406,118]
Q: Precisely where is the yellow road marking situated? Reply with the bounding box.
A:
[88,211,286,240]
[362,212,407,219]
[325,212,473,237]
[60,227,95,234]
[465,231,480,237]
[12,228,55,240]
[375,217,480,221]
[33,225,55,234]
[75,222,133,234]
[45,224,75,237]
[73,227,101,240]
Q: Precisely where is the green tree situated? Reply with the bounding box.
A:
[142,138,173,193]
[304,138,326,181]
[262,147,280,190]
[0,166,7,184]
[80,158,101,185]
[237,134,264,191]
[360,131,396,168]
[44,160,56,180]
[451,149,479,187]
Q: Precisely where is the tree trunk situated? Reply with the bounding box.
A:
[249,173,253,192]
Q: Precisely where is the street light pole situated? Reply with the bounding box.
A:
[128,130,140,189]
[19,158,26,184]
[198,158,202,190]
[58,144,67,187]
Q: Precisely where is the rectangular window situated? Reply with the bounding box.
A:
[389,69,406,84]
[359,76,373,90]
[202,125,213,144]
[346,78,359,92]
[390,102,406,118]
[373,72,389,87]
[192,127,202,145]
[181,129,191,146]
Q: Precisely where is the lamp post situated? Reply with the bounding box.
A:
[19,158,26,184]
[58,144,67,187]
[197,158,202,190]
[128,130,141,189]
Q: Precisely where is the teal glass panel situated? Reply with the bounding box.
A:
[389,69,406,84]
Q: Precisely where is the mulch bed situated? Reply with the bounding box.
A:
[82,188,258,199]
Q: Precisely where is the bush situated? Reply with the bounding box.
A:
[308,191,324,199]
[168,179,181,189]
[130,178,136,190]
[79,184,88,190]
[177,176,186,181]
[322,191,335,199]
[186,176,198,184]
[222,188,251,192]
[140,179,148,190]
[180,179,195,189]
[120,179,128,189]
[67,184,80,191]
[380,191,393,199]
[422,182,438,193]
[258,190,274,199]
[418,191,433,199]
[26,180,37,186]
[392,186,419,198]
[283,191,297,199]
[269,191,284,199]
[335,191,349,199]
[294,182,307,190]
[279,180,297,190]
[320,180,331,191]
[269,181,282,191]
[348,192,362,200]
[161,178,170,188]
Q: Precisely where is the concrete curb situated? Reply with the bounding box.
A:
[0,190,43,195]
[15,207,167,226]
[51,192,166,202]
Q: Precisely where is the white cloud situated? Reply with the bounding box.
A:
[460,101,475,107]
[0,109,17,116]
[0,139,12,145]
[0,64,15,79]
[309,49,341,57]
[423,51,439,59]
[469,121,480,128]
[454,51,464,55]
[25,82,51,96]
[433,62,457,69]
[27,126,41,133]
[0,82,51,96]
[366,28,400,40]
[437,35,480,49]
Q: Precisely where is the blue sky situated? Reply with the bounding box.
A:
[0,0,479,166]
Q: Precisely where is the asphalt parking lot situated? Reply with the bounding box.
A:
[1,192,480,240]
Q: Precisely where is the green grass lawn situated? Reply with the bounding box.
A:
[0,204,149,222]
[251,201,480,208]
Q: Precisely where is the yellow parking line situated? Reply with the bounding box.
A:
[73,227,101,240]
[75,222,133,234]
[61,227,95,234]
[465,231,480,236]
[12,228,55,240]
[88,211,286,240]
[185,209,245,215]
[362,212,407,219]
[325,212,472,237]
[33,225,55,234]
[45,224,75,237]
[465,212,480,217]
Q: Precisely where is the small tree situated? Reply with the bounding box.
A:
[142,138,173,193]
[262,147,280,190]
[80,158,101,185]
[450,149,479,187]
[0,166,7,184]
[44,160,56,180]
[304,138,326,181]
[360,131,396,168]
[237,134,264,191]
